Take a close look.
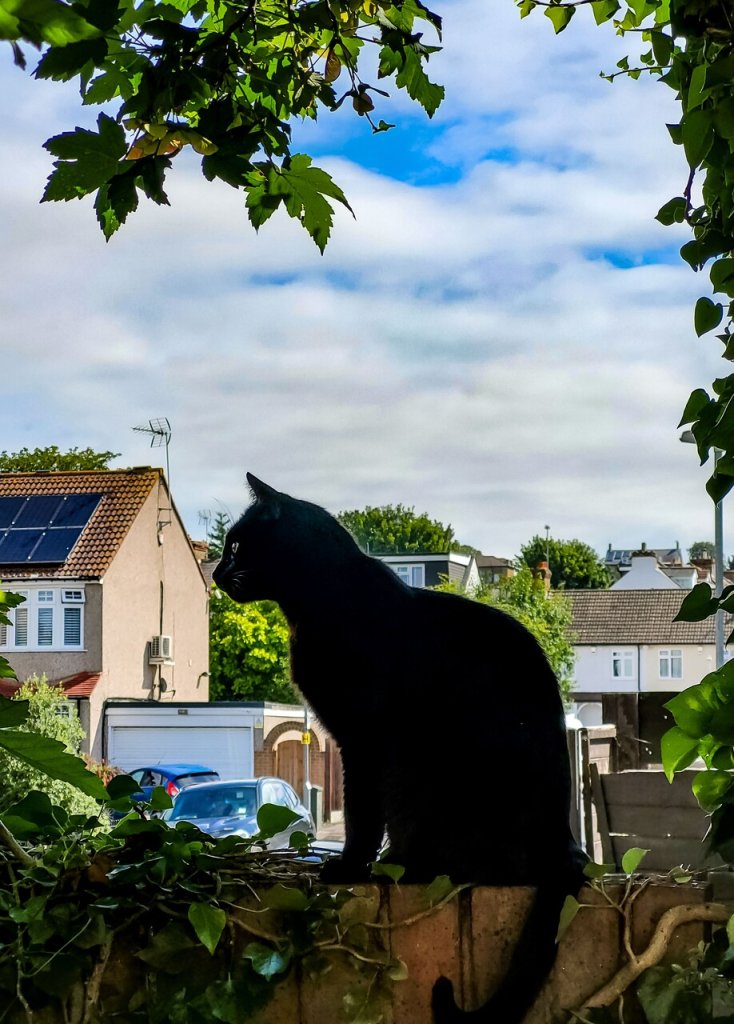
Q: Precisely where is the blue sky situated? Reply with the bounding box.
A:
[0,1,727,560]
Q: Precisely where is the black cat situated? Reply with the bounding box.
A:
[213,474,587,1024]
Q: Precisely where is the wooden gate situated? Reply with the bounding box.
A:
[324,738,343,819]
[274,740,304,795]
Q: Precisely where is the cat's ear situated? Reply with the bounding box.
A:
[246,473,281,517]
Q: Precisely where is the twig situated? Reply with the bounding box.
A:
[580,902,731,1010]
[81,934,112,1024]
[0,821,35,867]
[363,883,473,929]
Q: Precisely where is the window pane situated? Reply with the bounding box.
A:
[64,607,81,646]
[37,608,53,646]
[411,566,425,587]
[38,591,54,603]
[0,624,6,647]
[395,566,409,582]
[14,607,28,646]
[672,652,682,678]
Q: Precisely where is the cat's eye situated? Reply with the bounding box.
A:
[230,541,239,555]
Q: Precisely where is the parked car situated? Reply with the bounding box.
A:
[126,763,220,802]
[161,776,315,846]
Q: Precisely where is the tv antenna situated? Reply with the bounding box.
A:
[133,417,172,530]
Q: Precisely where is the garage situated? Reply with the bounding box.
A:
[105,702,260,779]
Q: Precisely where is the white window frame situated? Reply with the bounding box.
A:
[659,648,683,680]
[611,648,635,680]
[0,585,85,652]
[393,564,426,588]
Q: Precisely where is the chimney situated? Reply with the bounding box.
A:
[534,560,552,592]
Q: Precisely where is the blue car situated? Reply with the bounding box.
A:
[126,763,220,802]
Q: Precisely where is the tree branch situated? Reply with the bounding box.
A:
[0,821,34,868]
[580,902,731,1010]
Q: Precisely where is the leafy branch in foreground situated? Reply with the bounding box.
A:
[2,0,443,248]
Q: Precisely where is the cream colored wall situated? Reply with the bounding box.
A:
[640,643,716,692]
[6,582,102,684]
[88,481,209,759]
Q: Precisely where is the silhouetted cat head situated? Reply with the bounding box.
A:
[212,473,360,608]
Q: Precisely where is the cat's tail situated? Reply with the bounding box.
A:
[431,877,576,1024]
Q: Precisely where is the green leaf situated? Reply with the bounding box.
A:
[105,774,140,800]
[0,694,29,727]
[674,582,716,621]
[621,847,649,875]
[650,29,672,66]
[0,730,106,799]
[582,860,615,880]
[656,196,687,226]
[556,894,580,941]
[591,0,620,26]
[243,941,290,979]
[387,957,409,981]
[544,4,575,33]
[692,769,732,811]
[149,785,173,811]
[686,64,709,112]
[681,109,715,167]
[262,884,309,911]
[694,296,723,337]
[661,726,700,781]
[371,861,405,883]
[710,258,734,296]
[0,0,101,46]
[0,790,66,839]
[43,113,127,202]
[34,37,108,81]
[393,47,444,116]
[425,874,454,904]
[137,922,197,971]
[255,801,300,839]
[665,683,717,739]
[188,902,226,955]
[679,388,710,427]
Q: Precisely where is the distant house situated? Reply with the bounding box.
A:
[605,543,711,590]
[376,551,480,592]
[567,588,730,729]
[475,554,515,585]
[0,468,209,759]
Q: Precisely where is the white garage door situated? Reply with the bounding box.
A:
[108,726,254,780]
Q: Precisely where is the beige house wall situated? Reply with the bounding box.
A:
[87,480,209,759]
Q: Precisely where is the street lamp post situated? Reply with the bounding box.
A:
[680,430,725,668]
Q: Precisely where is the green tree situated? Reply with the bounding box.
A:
[0,675,101,817]
[206,511,233,561]
[689,540,715,561]
[209,590,298,703]
[2,0,442,247]
[519,536,611,590]
[0,446,120,472]
[337,504,463,554]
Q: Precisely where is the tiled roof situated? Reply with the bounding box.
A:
[567,589,733,645]
[0,468,160,579]
[0,672,100,699]
[476,554,513,568]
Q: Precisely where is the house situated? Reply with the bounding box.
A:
[605,542,711,590]
[0,468,209,760]
[376,551,480,591]
[475,553,515,584]
[566,587,731,764]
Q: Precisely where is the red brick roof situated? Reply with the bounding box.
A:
[0,672,100,699]
[0,468,161,579]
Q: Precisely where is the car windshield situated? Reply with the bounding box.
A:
[176,772,219,789]
[169,785,258,821]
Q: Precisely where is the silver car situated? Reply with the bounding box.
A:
[162,776,315,847]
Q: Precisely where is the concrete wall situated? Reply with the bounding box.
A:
[11,880,717,1024]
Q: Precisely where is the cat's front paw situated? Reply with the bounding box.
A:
[319,855,371,884]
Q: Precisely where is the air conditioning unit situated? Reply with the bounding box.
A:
[149,635,173,664]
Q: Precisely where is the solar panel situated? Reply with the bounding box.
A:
[0,497,25,528]
[0,529,44,563]
[52,493,102,528]
[0,492,102,565]
[32,528,84,563]
[14,495,65,528]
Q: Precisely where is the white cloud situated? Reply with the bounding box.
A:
[0,7,726,562]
